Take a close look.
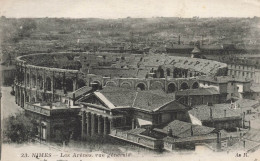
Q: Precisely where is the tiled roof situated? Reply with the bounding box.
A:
[235,99,260,109]
[250,83,260,93]
[154,120,215,138]
[244,129,260,142]
[189,104,242,121]
[124,128,147,135]
[198,76,251,83]
[175,87,219,96]
[167,44,194,49]
[67,86,93,99]
[230,140,260,152]
[140,55,227,75]
[163,129,230,144]
[191,46,201,53]
[133,91,173,111]
[99,86,136,107]
[155,100,188,111]
[98,86,176,111]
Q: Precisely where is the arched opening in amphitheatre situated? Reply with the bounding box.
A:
[136,83,146,91]
[106,81,117,87]
[26,73,30,86]
[31,97,36,103]
[37,76,43,90]
[180,82,189,90]
[77,79,86,89]
[157,66,164,78]
[65,78,74,92]
[166,68,171,77]
[26,95,30,103]
[55,76,63,90]
[32,74,36,88]
[167,83,176,93]
[120,82,131,89]
[46,77,52,91]
[150,81,164,90]
[192,82,199,89]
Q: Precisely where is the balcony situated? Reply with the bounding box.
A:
[24,102,80,116]
[110,129,163,150]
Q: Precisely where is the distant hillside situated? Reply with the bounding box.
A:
[0,17,260,61]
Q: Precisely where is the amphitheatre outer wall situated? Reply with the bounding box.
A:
[14,52,227,108]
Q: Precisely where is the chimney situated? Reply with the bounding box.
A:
[201,35,203,46]
[210,108,213,119]
[243,140,246,149]
[207,102,213,106]
[224,109,227,117]
[167,129,173,137]
[243,112,246,128]
[190,125,193,136]
[90,82,99,91]
[73,93,75,106]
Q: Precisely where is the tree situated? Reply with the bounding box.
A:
[4,112,35,143]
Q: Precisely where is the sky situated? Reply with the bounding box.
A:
[0,0,260,18]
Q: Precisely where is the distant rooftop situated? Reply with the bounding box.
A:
[250,83,260,93]
[67,86,93,99]
[176,87,219,96]
[198,75,251,83]
[141,55,227,75]
[189,104,241,121]
[154,120,215,138]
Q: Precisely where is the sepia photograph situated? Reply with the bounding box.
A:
[0,0,260,160]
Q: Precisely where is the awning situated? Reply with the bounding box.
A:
[189,113,202,126]
[137,118,152,127]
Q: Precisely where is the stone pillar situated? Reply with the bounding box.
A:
[62,72,66,94]
[86,112,91,137]
[24,67,27,87]
[18,88,21,106]
[98,115,102,135]
[15,85,18,104]
[46,122,51,142]
[132,119,135,129]
[104,117,108,135]
[51,71,55,101]
[35,90,38,102]
[81,111,86,140]
[29,68,31,88]
[73,79,77,91]
[43,71,46,91]
[109,118,114,134]
[23,90,27,106]
[36,70,38,90]
[91,113,96,136]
